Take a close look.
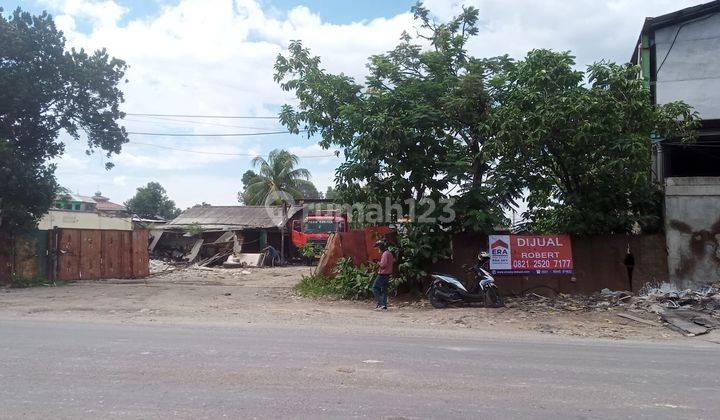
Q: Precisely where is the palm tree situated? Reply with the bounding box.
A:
[241,149,312,205]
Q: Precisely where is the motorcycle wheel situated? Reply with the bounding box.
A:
[429,287,447,309]
[484,287,504,308]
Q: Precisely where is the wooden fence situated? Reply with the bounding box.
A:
[1,228,149,284]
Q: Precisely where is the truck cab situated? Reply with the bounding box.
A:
[291,210,348,246]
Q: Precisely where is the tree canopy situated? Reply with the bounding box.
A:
[325,186,338,200]
[124,182,181,220]
[0,8,127,232]
[275,3,518,231]
[238,149,313,205]
[0,140,57,232]
[493,50,698,234]
[275,2,697,235]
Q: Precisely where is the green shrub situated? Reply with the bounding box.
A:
[298,242,324,259]
[295,273,335,296]
[332,257,377,300]
[184,222,203,236]
[295,257,395,300]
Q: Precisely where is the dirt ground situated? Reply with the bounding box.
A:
[0,265,692,342]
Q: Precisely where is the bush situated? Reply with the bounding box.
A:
[298,242,324,259]
[332,257,376,300]
[393,223,452,289]
[295,257,394,300]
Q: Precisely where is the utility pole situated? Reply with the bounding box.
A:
[280,201,288,262]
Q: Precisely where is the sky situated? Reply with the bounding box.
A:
[3,0,705,209]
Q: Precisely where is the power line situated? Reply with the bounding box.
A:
[124,116,281,130]
[125,130,298,137]
[125,112,278,119]
[128,141,339,158]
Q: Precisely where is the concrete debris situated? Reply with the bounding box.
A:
[149,259,177,274]
[660,310,720,336]
[509,283,720,338]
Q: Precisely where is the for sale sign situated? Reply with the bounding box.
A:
[489,234,573,275]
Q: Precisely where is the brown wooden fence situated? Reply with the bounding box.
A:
[3,228,149,284]
[48,228,149,282]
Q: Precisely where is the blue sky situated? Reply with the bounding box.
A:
[7,1,416,25]
[5,0,703,208]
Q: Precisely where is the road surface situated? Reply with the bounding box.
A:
[0,319,717,419]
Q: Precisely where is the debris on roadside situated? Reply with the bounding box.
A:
[506,282,720,337]
[150,259,180,274]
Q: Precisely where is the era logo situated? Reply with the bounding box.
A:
[490,239,509,255]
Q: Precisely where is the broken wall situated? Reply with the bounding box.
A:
[665,177,720,289]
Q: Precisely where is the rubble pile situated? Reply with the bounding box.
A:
[506,282,720,337]
[149,259,182,274]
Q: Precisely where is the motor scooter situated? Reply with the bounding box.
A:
[427,252,504,309]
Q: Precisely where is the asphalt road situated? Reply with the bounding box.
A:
[0,319,718,419]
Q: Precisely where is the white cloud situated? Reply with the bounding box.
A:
[43,0,703,208]
[119,141,251,170]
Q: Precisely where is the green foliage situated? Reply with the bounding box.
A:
[241,170,258,187]
[274,2,514,230]
[274,2,698,237]
[298,242,324,259]
[294,273,336,297]
[493,50,698,235]
[295,180,321,200]
[0,140,58,232]
[0,8,127,233]
[124,182,181,220]
[393,223,452,285]
[294,258,385,300]
[331,257,378,300]
[325,186,338,200]
[184,222,203,237]
[238,149,313,205]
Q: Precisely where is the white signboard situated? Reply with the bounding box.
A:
[489,235,511,270]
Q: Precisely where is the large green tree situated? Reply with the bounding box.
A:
[0,8,127,232]
[295,180,321,200]
[125,182,181,220]
[325,186,338,200]
[274,2,515,231]
[0,140,57,232]
[238,149,312,205]
[494,50,698,235]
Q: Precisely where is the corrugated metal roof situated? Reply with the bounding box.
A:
[95,201,127,211]
[166,205,303,230]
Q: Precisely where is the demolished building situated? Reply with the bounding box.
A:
[151,205,304,266]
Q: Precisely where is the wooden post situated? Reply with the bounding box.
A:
[280,202,288,262]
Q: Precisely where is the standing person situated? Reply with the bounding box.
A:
[372,239,394,311]
[623,245,635,291]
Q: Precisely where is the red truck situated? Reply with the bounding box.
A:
[291,209,348,246]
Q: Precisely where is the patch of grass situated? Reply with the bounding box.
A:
[9,274,69,288]
[294,273,336,297]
